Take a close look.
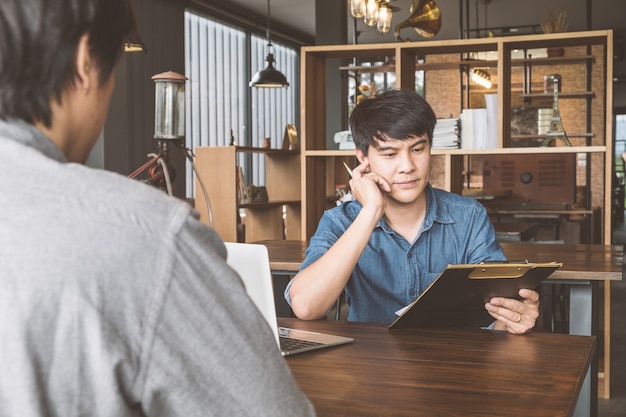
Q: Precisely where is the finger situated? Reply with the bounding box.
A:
[486,303,524,324]
[373,175,391,192]
[519,288,540,303]
[356,167,390,193]
[487,309,528,335]
[352,161,370,178]
[488,296,525,312]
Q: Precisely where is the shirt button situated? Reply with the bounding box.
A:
[407,252,412,259]
[410,289,416,297]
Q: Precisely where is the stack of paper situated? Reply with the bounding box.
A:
[432,118,461,149]
[460,108,487,150]
[484,94,498,149]
[459,95,498,150]
[537,108,552,135]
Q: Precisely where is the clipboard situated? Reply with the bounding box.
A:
[389,262,562,330]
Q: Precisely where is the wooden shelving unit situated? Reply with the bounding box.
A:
[300,30,613,397]
[300,30,613,240]
[194,146,300,243]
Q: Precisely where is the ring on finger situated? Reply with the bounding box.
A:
[515,312,523,323]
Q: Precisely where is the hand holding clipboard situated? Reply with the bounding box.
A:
[389,262,561,329]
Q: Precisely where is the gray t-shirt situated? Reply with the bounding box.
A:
[0,119,315,417]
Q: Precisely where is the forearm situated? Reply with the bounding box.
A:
[289,207,380,320]
[142,219,316,416]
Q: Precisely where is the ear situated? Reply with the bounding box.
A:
[74,34,94,92]
[356,149,367,163]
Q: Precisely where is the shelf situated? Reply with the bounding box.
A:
[306,150,356,157]
[338,64,395,73]
[438,146,606,155]
[306,146,606,157]
[232,146,299,155]
[520,92,595,99]
[520,55,595,66]
[194,146,301,243]
[338,55,596,73]
[301,30,613,241]
[511,133,596,140]
[239,200,300,209]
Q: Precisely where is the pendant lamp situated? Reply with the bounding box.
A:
[249,0,289,88]
[350,0,400,35]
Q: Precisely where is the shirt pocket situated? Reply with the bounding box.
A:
[420,271,441,294]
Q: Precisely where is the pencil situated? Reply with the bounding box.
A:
[342,161,353,177]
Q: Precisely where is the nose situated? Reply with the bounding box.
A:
[397,150,417,173]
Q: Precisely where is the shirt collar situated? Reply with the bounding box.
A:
[423,183,455,226]
[0,118,67,163]
[377,183,455,234]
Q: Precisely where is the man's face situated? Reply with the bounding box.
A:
[360,134,431,205]
[86,74,115,150]
[72,72,115,163]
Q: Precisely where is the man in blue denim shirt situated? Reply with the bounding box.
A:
[286,89,540,334]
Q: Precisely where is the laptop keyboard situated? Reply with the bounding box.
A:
[279,334,324,352]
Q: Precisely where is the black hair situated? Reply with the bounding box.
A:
[348,88,437,156]
[0,0,138,127]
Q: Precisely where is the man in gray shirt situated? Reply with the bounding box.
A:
[0,0,315,416]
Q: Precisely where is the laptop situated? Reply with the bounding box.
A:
[224,242,353,356]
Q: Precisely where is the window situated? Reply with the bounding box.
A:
[184,9,298,197]
[615,113,626,172]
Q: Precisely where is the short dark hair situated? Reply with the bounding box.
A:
[0,0,138,127]
[349,88,437,155]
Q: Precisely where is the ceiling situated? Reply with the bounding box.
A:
[220,0,420,44]
[220,0,626,47]
[223,0,317,39]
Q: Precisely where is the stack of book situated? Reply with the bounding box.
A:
[432,118,461,149]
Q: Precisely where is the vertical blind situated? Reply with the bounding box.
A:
[184,9,298,198]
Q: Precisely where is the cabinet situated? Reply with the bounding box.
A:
[194,146,300,243]
[300,30,613,396]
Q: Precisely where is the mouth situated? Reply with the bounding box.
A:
[395,179,419,188]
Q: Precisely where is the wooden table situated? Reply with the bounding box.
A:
[256,239,623,415]
[257,239,307,273]
[279,317,595,417]
[493,221,539,242]
[502,242,623,407]
[256,240,624,283]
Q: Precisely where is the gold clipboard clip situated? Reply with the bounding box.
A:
[468,261,562,279]
[469,264,534,279]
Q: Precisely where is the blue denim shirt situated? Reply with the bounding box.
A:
[285,184,505,324]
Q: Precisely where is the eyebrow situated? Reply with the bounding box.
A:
[375,137,428,152]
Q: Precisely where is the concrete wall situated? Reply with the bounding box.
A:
[103,0,187,198]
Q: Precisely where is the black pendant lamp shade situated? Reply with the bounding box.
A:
[250,46,289,88]
[249,0,289,88]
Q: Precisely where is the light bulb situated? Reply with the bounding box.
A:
[364,0,378,27]
[350,0,366,19]
[471,69,492,89]
[376,4,392,34]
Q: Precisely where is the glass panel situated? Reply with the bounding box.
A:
[183,10,298,197]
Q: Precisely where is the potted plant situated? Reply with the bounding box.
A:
[541,9,568,57]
